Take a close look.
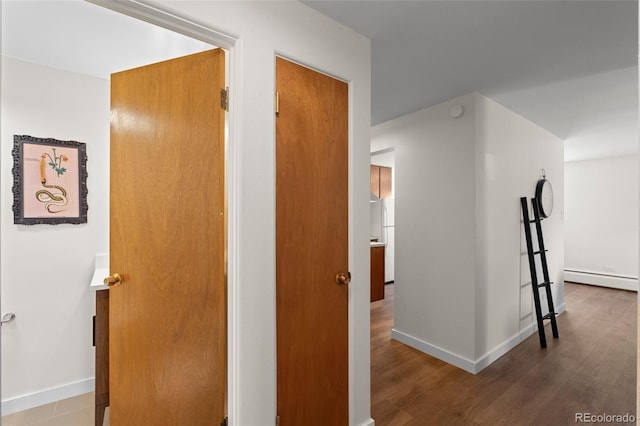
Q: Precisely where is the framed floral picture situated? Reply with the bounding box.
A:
[12,135,88,225]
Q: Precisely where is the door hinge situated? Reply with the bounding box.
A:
[220,87,229,112]
[276,415,280,426]
[220,416,228,426]
[275,91,280,116]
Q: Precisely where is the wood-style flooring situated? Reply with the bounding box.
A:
[371,282,637,425]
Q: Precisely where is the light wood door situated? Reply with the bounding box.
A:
[276,57,349,425]
[109,49,226,426]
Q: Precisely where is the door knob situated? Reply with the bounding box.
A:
[335,272,351,286]
[104,273,122,287]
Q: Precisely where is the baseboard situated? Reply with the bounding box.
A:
[474,304,563,370]
[2,378,94,416]
[565,269,638,292]
[473,323,537,372]
[392,305,566,375]
[391,329,477,373]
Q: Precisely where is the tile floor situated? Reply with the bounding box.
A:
[2,392,108,426]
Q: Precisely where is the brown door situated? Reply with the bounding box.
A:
[275,57,349,425]
[109,49,226,426]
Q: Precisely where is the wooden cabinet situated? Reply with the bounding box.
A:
[95,290,109,426]
[371,245,385,302]
[379,166,392,199]
[370,165,380,199]
[370,165,392,199]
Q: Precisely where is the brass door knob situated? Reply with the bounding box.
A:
[104,273,122,287]
[335,272,351,286]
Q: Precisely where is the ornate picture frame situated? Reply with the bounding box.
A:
[12,135,88,225]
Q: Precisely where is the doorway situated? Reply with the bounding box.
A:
[99,2,239,425]
[370,149,395,286]
[0,1,240,423]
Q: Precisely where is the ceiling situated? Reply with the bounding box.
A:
[2,0,638,161]
[304,0,638,161]
[1,0,212,80]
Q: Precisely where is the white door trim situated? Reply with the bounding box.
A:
[86,0,236,48]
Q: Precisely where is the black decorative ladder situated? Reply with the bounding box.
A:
[520,197,559,348]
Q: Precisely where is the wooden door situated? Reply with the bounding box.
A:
[109,49,226,426]
[275,57,349,425]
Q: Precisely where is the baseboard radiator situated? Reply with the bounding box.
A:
[564,269,638,292]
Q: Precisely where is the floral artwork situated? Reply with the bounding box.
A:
[12,135,88,225]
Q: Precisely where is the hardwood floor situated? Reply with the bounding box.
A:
[371,282,637,425]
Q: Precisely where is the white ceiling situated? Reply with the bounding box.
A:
[2,0,638,161]
[1,0,212,80]
[305,0,638,161]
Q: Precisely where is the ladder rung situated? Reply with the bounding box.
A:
[533,250,548,255]
[529,219,543,223]
[537,281,553,288]
[542,313,557,320]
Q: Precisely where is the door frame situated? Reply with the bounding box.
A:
[87,0,241,421]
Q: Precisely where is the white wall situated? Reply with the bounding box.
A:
[1,56,110,411]
[565,155,639,291]
[372,93,478,362]
[2,2,373,425]
[475,94,564,362]
[371,92,564,373]
[561,67,638,162]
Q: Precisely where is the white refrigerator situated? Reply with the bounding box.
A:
[371,198,395,283]
[382,198,395,283]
